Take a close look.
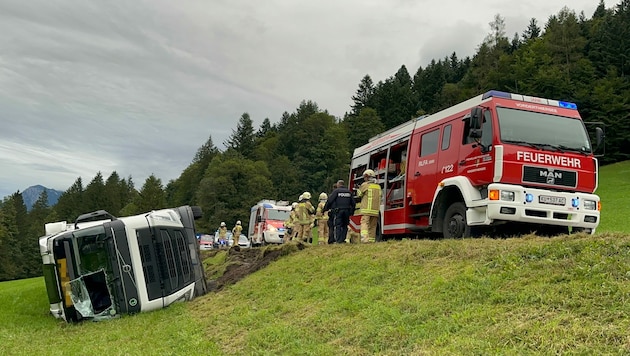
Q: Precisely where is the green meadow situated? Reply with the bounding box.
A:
[1,161,628,355]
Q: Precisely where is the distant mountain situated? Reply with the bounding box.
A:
[21,185,63,211]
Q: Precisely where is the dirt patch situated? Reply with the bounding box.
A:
[202,241,308,292]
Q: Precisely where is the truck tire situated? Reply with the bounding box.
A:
[443,202,470,239]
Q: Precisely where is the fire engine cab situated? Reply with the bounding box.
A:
[349,90,604,239]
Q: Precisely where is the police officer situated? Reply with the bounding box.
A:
[357,169,381,243]
[323,180,355,244]
[327,183,337,243]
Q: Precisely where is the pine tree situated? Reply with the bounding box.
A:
[225,113,256,158]
[135,175,167,213]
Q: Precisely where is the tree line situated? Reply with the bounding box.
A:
[1,1,629,281]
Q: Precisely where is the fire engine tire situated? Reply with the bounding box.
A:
[375,218,383,242]
[443,202,471,239]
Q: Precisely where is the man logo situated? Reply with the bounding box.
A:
[540,169,562,184]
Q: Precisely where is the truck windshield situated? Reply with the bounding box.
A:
[497,107,592,153]
[267,209,290,221]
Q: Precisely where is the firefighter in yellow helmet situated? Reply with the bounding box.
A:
[315,192,329,244]
[295,192,315,242]
[358,169,381,243]
[231,220,243,248]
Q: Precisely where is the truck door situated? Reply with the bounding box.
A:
[407,128,440,205]
[458,109,494,186]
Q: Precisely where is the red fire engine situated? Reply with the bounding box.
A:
[348,90,604,239]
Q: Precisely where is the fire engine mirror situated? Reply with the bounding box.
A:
[470,107,483,130]
[595,127,604,146]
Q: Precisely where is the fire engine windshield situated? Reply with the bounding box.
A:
[267,209,291,221]
[497,107,592,153]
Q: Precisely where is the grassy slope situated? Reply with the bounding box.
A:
[1,161,628,355]
[596,160,630,233]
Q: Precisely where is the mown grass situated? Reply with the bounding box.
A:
[596,160,630,233]
[1,161,628,355]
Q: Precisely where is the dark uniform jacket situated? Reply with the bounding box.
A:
[323,186,356,213]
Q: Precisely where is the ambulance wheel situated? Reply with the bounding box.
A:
[443,202,470,239]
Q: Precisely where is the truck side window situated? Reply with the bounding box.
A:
[420,129,439,157]
[442,124,452,150]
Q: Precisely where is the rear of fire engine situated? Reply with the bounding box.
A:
[349,90,603,239]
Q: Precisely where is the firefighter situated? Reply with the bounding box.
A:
[295,192,315,242]
[357,169,381,243]
[217,222,228,248]
[324,180,355,244]
[283,203,298,243]
[231,220,243,247]
[315,192,329,244]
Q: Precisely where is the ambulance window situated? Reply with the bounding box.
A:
[441,125,452,150]
[420,129,439,157]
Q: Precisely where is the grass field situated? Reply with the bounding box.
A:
[1,160,628,355]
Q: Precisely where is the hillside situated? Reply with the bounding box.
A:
[1,162,627,355]
[3,233,630,355]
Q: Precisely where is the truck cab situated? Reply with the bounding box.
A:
[39,206,207,322]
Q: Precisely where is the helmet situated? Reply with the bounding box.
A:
[220,222,226,227]
[302,192,311,200]
[319,192,328,200]
[298,194,304,201]
[292,202,298,209]
[236,220,241,225]
[363,169,376,178]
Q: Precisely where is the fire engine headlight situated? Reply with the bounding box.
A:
[267,225,277,232]
[584,200,597,210]
[500,191,515,202]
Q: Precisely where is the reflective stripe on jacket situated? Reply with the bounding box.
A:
[358,182,381,216]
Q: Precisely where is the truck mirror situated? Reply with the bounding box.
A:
[470,107,483,130]
[595,127,604,147]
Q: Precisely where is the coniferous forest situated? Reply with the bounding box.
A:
[1,1,629,281]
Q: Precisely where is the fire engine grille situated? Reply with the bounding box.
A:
[522,166,577,188]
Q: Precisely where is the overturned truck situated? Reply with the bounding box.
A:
[39,206,208,322]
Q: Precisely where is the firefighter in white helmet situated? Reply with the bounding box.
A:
[217,221,228,248]
[357,169,381,243]
[295,192,315,243]
[315,192,329,244]
[231,220,243,248]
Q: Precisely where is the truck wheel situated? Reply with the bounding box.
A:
[443,202,470,239]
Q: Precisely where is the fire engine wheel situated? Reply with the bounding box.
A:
[443,202,471,239]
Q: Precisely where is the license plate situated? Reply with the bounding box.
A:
[539,195,566,206]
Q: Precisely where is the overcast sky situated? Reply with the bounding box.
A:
[0,0,599,199]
